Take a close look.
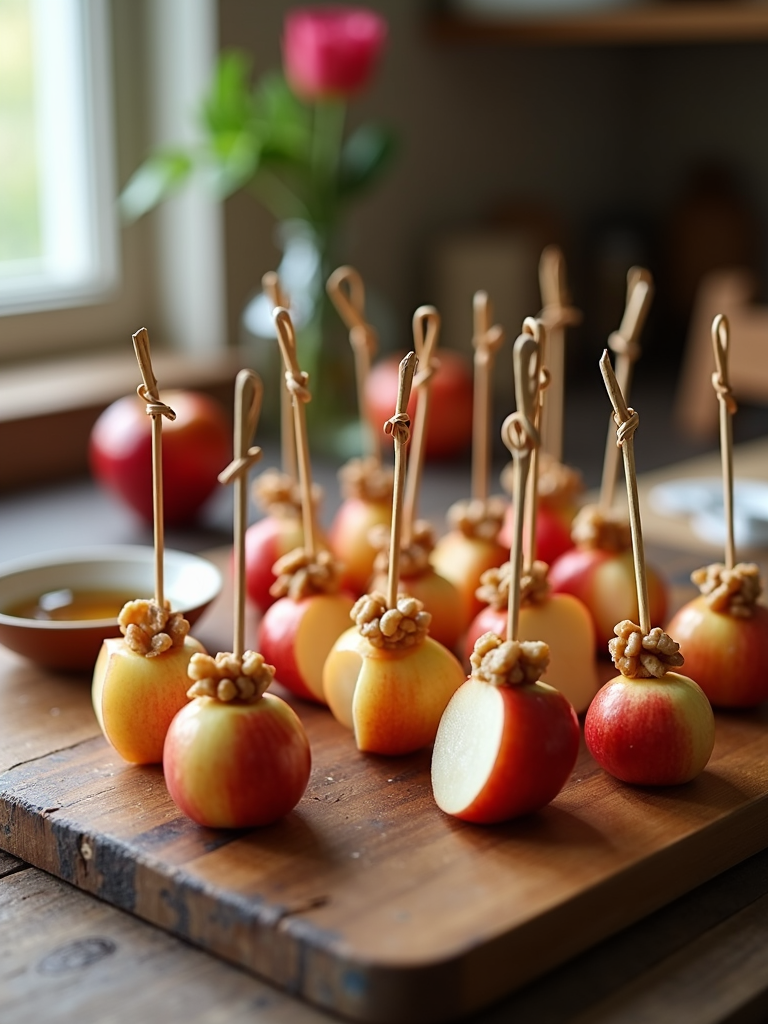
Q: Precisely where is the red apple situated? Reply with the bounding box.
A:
[585,670,715,785]
[258,592,355,703]
[329,497,392,596]
[431,530,508,627]
[431,636,580,823]
[244,513,306,614]
[90,389,231,526]
[163,692,311,828]
[667,596,768,708]
[548,547,668,652]
[498,501,574,565]
[364,350,473,460]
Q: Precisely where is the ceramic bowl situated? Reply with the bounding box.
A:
[0,546,222,672]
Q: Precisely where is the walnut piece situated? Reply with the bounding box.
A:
[691,562,762,618]
[252,467,322,519]
[187,650,275,702]
[351,590,431,650]
[338,456,394,504]
[475,560,551,612]
[446,495,507,541]
[118,599,190,657]
[608,620,685,678]
[571,504,631,552]
[371,519,434,578]
[501,451,584,510]
[270,547,341,600]
[470,631,549,686]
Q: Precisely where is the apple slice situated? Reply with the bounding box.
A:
[431,632,580,822]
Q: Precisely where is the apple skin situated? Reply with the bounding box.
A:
[323,627,465,755]
[258,592,355,703]
[364,350,474,460]
[244,515,305,614]
[499,502,574,566]
[666,597,768,708]
[163,693,311,828]
[431,676,580,823]
[548,547,668,652]
[431,531,508,628]
[89,390,231,526]
[329,498,392,596]
[465,595,598,714]
[92,635,206,764]
[584,671,715,786]
[370,567,464,652]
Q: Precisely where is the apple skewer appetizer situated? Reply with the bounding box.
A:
[257,307,354,703]
[323,352,465,754]
[549,268,667,650]
[431,332,580,823]
[164,370,311,828]
[431,291,508,626]
[369,307,464,649]
[667,315,768,707]
[92,329,206,764]
[584,351,715,785]
[466,318,599,714]
[244,271,324,614]
[326,265,394,596]
[499,247,584,564]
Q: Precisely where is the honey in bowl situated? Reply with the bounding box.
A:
[4,588,141,622]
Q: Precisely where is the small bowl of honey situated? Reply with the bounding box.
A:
[0,546,222,672]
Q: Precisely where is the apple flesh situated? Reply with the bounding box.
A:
[431,675,580,823]
[584,671,715,785]
[258,592,355,703]
[329,497,391,596]
[163,693,311,828]
[548,547,668,652]
[323,628,465,754]
[92,635,206,764]
[465,594,599,714]
[666,597,768,708]
[244,514,306,614]
[431,531,508,628]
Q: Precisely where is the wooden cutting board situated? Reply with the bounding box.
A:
[1,550,767,1024]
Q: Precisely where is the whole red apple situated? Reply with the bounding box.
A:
[164,693,311,828]
[364,350,473,460]
[498,501,574,566]
[90,389,231,525]
[244,513,306,614]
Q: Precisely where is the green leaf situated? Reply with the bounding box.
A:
[339,123,397,199]
[206,130,260,199]
[201,51,254,137]
[119,151,193,222]
[254,73,312,164]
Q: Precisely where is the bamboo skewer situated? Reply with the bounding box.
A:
[711,314,737,571]
[273,308,319,559]
[327,265,380,464]
[538,246,581,463]
[384,353,418,611]
[263,271,297,483]
[520,318,545,572]
[471,291,505,503]
[218,371,263,660]
[501,334,541,643]
[600,350,650,635]
[132,328,175,610]
[599,268,654,511]
[402,306,441,546]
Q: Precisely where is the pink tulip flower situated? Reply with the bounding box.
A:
[283,6,388,100]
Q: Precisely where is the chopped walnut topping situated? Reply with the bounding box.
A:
[187,650,274,702]
[608,620,685,678]
[470,631,549,686]
[351,590,431,650]
[691,562,762,618]
[338,456,394,504]
[446,495,507,541]
[475,560,551,611]
[501,452,584,510]
[371,519,434,579]
[251,467,322,519]
[270,547,341,600]
[571,504,631,552]
[118,599,190,657]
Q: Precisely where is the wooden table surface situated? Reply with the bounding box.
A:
[2,443,768,1024]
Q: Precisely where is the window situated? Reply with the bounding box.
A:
[0,0,118,316]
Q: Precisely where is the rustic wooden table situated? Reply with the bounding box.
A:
[2,443,768,1024]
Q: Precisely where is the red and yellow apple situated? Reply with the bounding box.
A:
[244,513,306,614]
[498,501,574,566]
[329,496,391,596]
[370,565,463,652]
